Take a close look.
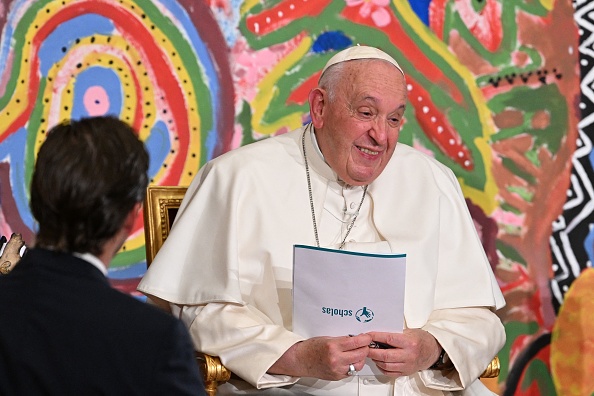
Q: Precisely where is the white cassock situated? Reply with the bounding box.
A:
[138,125,506,395]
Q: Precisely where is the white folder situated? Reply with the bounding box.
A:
[292,244,406,375]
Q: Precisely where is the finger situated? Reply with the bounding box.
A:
[368,340,395,349]
[354,359,367,372]
[342,347,372,369]
[367,331,401,348]
[345,333,373,350]
[370,359,408,378]
[367,346,404,364]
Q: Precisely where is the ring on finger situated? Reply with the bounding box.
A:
[347,363,357,376]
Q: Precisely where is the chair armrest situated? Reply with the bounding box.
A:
[193,351,500,396]
[480,356,500,378]
[196,352,231,396]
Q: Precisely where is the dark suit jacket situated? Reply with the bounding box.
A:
[0,248,205,396]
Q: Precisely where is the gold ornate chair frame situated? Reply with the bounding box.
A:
[143,185,500,395]
[143,186,231,396]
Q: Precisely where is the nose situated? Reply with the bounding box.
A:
[368,116,389,145]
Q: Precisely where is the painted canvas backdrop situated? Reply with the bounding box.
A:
[0,0,590,394]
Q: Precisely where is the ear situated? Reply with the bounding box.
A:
[122,202,142,234]
[308,87,326,128]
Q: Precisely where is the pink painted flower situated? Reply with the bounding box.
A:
[345,0,392,27]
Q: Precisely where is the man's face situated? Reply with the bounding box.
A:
[312,60,407,186]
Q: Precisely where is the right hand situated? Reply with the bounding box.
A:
[268,333,372,380]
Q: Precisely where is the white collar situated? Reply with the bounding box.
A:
[305,124,338,183]
[73,252,108,276]
[309,124,326,161]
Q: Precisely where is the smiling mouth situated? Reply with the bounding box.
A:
[358,146,379,156]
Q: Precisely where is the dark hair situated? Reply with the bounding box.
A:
[30,116,149,255]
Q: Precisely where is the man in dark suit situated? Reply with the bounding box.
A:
[0,116,206,396]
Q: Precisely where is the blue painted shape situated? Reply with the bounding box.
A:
[38,14,115,76]
[584,225,594,267]
[108,261,147,279]
[71,67,122,119]
[312,31,353,53]
[409,0,431,26]
[0,127,34,229]
[144,120,171,180]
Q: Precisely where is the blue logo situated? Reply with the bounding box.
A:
[355,307,374,323]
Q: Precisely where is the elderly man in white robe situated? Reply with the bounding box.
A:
[138,46,506,395]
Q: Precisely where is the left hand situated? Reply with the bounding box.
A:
[366,329,441,377]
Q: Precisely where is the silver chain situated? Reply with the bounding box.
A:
[302,127,368,250]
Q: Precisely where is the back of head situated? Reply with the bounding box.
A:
[30,116,149,255]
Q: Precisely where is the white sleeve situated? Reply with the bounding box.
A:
[418,307,505,390]
[179,303,306,389]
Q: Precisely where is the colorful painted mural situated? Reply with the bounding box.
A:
[0,0,589,394]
